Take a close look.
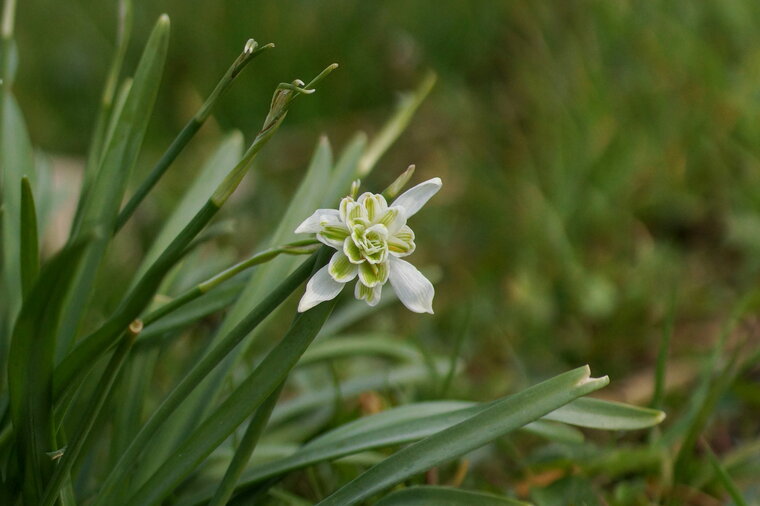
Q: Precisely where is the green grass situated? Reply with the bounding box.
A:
[2,0,760,504]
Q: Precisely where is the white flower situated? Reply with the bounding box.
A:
[295,177,442,313]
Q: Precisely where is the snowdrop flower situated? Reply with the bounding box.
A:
[295,177,442,313]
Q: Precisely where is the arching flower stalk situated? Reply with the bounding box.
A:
[295,177,442,313]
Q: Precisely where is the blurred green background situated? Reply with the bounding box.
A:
[13,0,760,501]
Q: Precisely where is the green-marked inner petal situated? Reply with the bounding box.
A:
[354,280,382,306]
[328,251,358,282]
[344,237,364,264]
[321,224,349,242]
[358,260,389,287]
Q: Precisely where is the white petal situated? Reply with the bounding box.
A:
[294,209,340,234]
[390,177,442,218]
[388,256,434,314]
[298,265,345,312]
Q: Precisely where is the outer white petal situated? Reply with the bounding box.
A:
[298,265,345,312]
[388,256,434,314]
[390,177,442,218]
[295,209,341,234]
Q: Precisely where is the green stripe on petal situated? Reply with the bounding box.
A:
[328,251,358,282]
[389,225,416,256]
[354,280,382,306]
[393,225,415,243]
[343,237,364,264]
[378,207,405,233]
[359,260,389,288]
[361,193,388,222]
[321,224,349,242]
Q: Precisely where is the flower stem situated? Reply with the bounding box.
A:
[141,239,319,328]
[114,39,274,232]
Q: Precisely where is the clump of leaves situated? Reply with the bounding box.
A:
[0,1,663,504]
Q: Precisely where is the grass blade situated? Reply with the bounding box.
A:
[0,96,35,335]
[19,176,39,297]
[316,366,609,505]
[73,0,133,228]
[374,486,528,506]
[39,325,138,506]
[57,14,171,357]
[126,258,337,505]
[7,239,90,504]
[208,383,284,506]
[133,131,244,278]
[91,251,325,506]
[543,397,665,430]
[114,40,273,232]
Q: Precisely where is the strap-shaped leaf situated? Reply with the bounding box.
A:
[179,390,664,505]
[374,486,528,506]
[91,252,323,506]
[544,397,666,430]
[316,366,608,505]
[8,238,89,504]
[19,177,39,297]
[126,269,338,505]
[56,14,170,356]
[1,95,35,333]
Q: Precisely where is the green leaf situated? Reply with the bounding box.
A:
[316,366,609,505]
[39,330,136,506]
[543,397,665,430]
[522,420,584,444]
[19,177,39,298]
[7,238,90,505]
[1,95,35,333]
[298,334,423,366]
[208,384,284,506]
[92,252,324,506]
[153,136,335,473]
[57,14,170,357]
[125,274,338,505]
[76,0,133,221]
[134,131,244,280]
[357,72,436,177]
[270,359,453,425]
[374,486,528,506]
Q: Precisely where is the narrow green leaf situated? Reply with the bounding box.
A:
[544,397,665,430]
[7,239,89,505]
[19,177,39,297]
[115,41,272,232]
[159,136,336,474]
[39,329,137,506]
[374,486,528,506]
[323,132,367,206]
[298,334,423,366]
[270,359,452,425]
[57,14,170,357]
[92,252,325,506]
[357,71,436,177]
[134,132,244,279]
[0,94,35,334]
[126,272,338,505]
[316,366,609,505]
[57,68,331,412]
[703,441,748,506]
[209,383,284,506]
[522,420,584,444]
[74,0,133,227]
